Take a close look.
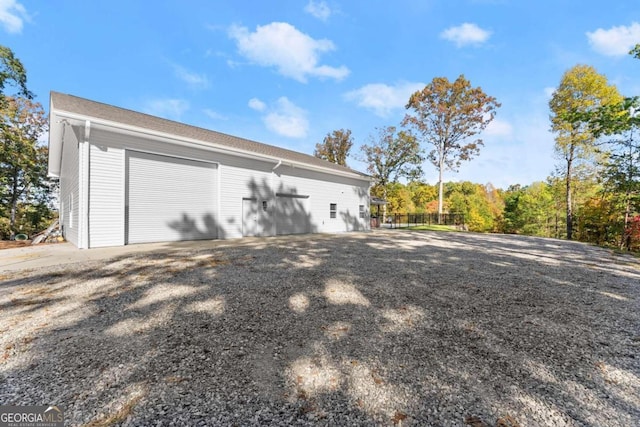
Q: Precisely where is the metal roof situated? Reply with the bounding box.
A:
[49,92,369,180]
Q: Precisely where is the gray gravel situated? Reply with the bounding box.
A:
[0,230,639,426]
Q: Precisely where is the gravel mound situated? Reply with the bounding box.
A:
[1,231,638,426]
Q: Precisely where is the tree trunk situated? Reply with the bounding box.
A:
[437,157,444,225]
[621,138,634,250]
[565,177,572,240]
[9,186,18,240]
[8,168,22,240]
[621,197,631,250]
[382,185,388,224]
[565,147,574,241]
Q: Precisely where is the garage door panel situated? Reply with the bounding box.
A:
[126,151,218,244]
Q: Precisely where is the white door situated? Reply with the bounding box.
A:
[126,151,218,244]
[276,194,311,235]
[242,198,259,237]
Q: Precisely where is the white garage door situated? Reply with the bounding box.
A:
[126,151,218,244]
[276,193,310,235]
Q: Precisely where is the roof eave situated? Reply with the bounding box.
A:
[53,108,371,182]
[47,97,63,178]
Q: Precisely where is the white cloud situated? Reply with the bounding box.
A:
[251,97,309,138]
[586,22,640,57]
[484,118,513,138]
[143,99,189,120]
[444,112,555,189]
[265,97,309,138]
[440,23,491,47]
[248,97,266,112]
[0,0,28,34]
[344,81,425,117]
[305,0,332,21]
[228,22,349,83]
[203,109,227,121]
[226,59,241,69]
[172,64,209,89]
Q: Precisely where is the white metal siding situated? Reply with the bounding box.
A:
[69,127,369,248]
[242,198,258,237]
[242,198,272,237]
[218,162,274,238]
[58,125,81,246]
[126,151,218,244]
[275,166,369,233]
[276,195,311,235]
[89,144,124,247]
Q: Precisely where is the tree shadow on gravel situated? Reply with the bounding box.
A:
[0,231,638,426]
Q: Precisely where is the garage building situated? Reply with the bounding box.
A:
[47,92,371,248]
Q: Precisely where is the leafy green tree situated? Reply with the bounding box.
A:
[0,45,33,108]
[549,64,622,240]
[502,185,523,233]
[484,183,504,227]
[359,126,423,203]
[385,182,415,214]
[545,177,566,239]
[603,145,640,250]
[589,97,640,249]
[502,182,554,236]
[407,181,437,212]
[313,128,353,166]
[575,194,620,247]
[403,75,500,222]
[0,97,49,238]
[631,44,640,60]
[444,181,497,232]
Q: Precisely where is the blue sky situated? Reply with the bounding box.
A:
[2,0,639,189]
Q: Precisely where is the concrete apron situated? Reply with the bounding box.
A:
[0,240,243,273]
[0,233,356,273]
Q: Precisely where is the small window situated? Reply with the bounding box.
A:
[330,203,337,219]
[359,205,365,219]
[262,200,268,211]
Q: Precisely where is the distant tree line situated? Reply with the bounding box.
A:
[315,46,640,251]
[315,74,500,224]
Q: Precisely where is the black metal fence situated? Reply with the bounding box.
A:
[387,213,465,229]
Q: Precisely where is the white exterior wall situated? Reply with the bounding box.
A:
[88,128,232,247]
[218,162,370,238]
[89,139,125,247]
[58,125,81,246]
[276,165,369,233]
[82,126,369,247]
[218,161,274,239]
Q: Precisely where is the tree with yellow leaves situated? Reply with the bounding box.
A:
[549,65,622,240]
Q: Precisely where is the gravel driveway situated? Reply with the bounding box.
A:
[1,230,638,426]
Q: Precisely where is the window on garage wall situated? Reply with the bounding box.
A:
[359,205,365,218]
[330,203,337,219]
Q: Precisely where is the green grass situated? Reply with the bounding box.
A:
[406,224,461,232]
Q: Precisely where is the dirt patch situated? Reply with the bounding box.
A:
[0,240,32,250]
[0,240,63,250]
